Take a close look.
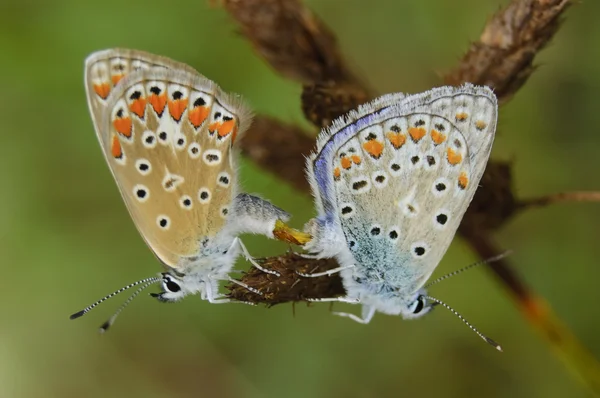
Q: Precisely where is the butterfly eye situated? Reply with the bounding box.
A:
[162,275,181,293]
[409,297,425,314]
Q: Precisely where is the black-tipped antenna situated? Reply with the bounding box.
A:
[98,279,157,333]
[425,295,502,352]
[425,250,513,288]
[69,276,160,320]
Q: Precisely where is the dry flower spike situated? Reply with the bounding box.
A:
[222,0,600,393]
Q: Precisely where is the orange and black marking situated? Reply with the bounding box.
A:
[113,109,132,138]
[167,91,188,122]
[363,140,384,159]
[189,97,209,128]
[431,129,446,145]
[362,132,384,159]
[93,83,111,100]
[386,132,406,149]
[149,86,167,116]
[340,156,352,170]
[458,172,469,189]
[475,120,487,131]
[333,167,341,181]
[208,122,219,135]
[409,120,427,143]
[446,148,462,165]
[408,127,426,143]
[455,112,468,122]
[111,135,123,159]
[351,154,361,165]
[128,91,146,118]
[217,118,236,141]
[110,61,126,87]
[189,106,209,128]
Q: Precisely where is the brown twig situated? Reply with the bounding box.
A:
[228,253,344,305]
[222,0,372,127]
[223,0,599,393]
[518,191,600,209]
[445,0,572,103]
[239,115,314,192]
[227,0,577,293]
[463,232,600,393]
[223,0,360,84]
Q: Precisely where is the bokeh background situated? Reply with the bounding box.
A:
[2,0,600,397]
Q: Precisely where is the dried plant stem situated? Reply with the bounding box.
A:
[445,0,573,103]
[519,191,600,209]
[466,233,600,394]
[223,0,600,393]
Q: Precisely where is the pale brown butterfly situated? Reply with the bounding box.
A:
[71,49,294,331]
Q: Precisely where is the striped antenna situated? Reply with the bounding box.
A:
[99,279,159,333]
[425,295,502,352]
[69,276,161,321]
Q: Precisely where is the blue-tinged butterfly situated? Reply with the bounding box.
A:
[301,84,501,349]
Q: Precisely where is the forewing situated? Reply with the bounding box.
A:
[99,67,251,268]
[84,49,197,141]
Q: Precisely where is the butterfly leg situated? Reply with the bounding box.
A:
[235,237,281,277]
[306,296,360,304]
[207,295,256,306]
[332,305,376,324]
[222,276,264,296]
[296,264,355,278]
[204,278,258,305]
[298,252,323,260]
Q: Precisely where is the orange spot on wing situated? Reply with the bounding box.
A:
[431,129,446,145]
[458,172,469,189]
[475,120,487,130]
[386,132,406,149]
[93,83,111,99]
[351,155,361,164]
[149,93,167,115]
[341,156,352,170]
[218,119,236,138]
[168,99,188,121]
[456,112,468,122]
[362,140,384,159]
[111,135,122,158]
[189,106,209,128]
[208,122,220,134]
[408,127,426,142]
[446,148,462,165]
[111,74,124,85]
[333,167,341,180]
[129,98,147,118]
[113,117,132,138]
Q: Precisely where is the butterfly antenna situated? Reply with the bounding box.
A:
[425,295,502,352]
[98,279,158,333]
[69,276,161,320]
[425,250,513,288]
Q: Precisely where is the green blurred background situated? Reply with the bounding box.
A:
[1,0,599,397]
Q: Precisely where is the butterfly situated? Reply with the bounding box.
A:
[301,84,498,343]
[72,49,296,330]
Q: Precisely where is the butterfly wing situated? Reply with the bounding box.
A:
[310,84,497,294]
[86,51,251,268]
[85,49,198,142]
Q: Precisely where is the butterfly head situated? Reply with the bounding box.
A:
[403,289,434,319]
[360,284,434,320]
[150,272,189,302]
